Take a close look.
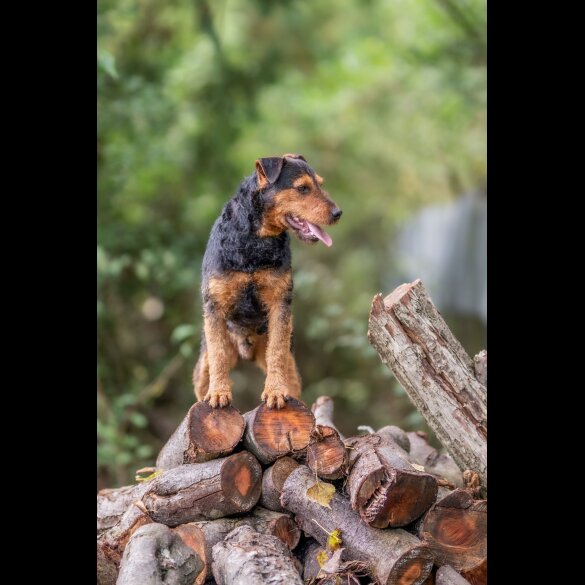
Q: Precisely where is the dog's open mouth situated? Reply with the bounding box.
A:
[285,215,333,247]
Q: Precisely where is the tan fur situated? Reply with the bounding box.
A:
[198,270,300,408]
[257,176,333,238]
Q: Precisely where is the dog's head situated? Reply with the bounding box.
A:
[255,154,342,246]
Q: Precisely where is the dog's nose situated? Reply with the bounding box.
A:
[331,208,343,221]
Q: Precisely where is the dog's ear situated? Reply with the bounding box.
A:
[283,153,307,162]
[256,157,285,188]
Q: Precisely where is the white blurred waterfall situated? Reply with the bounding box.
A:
[393,190,487,323]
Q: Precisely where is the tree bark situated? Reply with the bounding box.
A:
[473,350,487,387]
[403,430,463,488]
[367,280,487,493]
[307,396,348,480]
[376,424,410,452]
[345,433,438,528]
[300,540,324,581]
[418,489,486,585]
[191,507,300,570]
[243,398,315,464]
[281,465,434,585]
[98,484,148,533]
[156,402,245,469]
[97,501,153,585]
[211,525,303,585]
[97,452,262,528]
[117,523,204,585]
[260,456,300,512]
[171,524,209,585]
[436,566,472,585]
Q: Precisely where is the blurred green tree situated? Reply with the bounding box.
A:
[98,0,486,488]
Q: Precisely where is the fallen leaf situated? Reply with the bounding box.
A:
[316,549,329,568]
[321,548,344,573]
[307,481,336,508]
[411,463,426,472]
[135,470,162,482]
[327,528,342,550]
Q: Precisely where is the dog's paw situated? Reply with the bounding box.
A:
[261,385,289,409]
[204,387,232,408]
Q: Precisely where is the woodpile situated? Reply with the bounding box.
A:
[97,280,487,585]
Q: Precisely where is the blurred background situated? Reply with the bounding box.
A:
[98,0,486,489]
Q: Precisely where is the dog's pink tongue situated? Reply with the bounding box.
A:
[306,222,333,247]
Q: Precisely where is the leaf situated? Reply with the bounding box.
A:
[327,528,342,551]
[307,481,336,508]
[97,48,118,79]
[135,469,162,482]
[411,462,426,472]
[316,549,329,568]
[171,324,197,343]
[321,548,344,573]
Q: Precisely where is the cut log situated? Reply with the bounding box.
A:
[376,424,410,452]
[473,351,487,387]
[97,452,262,528]
[460,561,486,585]
[307,425,347,480]
[97,484,148,533]
[143,452,262,526]
[117,522,204,585]
[157,402,245,469]
[300,539,369,584]
[260,456,300,512]
[345,433,438,528]
[300,540,324,581]
[151,511,300,584]
[97,501,153,585]
[403,430,463,488]
[172,524,209,585]
[436,566,472,585]
[418,489,486,585]
[211,525,303,585]
[281,465,434,585]
[367,280,487,493]
[243,397,315,464]
[311,396,343,437]
[307,396,348,480]
[191,507,301,572]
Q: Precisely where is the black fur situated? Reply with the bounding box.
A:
[202,173,291,277]
[201,158,322,335]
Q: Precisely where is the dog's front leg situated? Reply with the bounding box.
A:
[261,300,295,409]
[202,304,237,408]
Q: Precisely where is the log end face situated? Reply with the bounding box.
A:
[368,473,438,529]
[272,515,301,550]
[253,397,315,462]
[188,401,245,461]
[306,426,348,479]
[382,279,420,311]
[221,451,262,512]
[172,524,209,585]
[388,543,434,585]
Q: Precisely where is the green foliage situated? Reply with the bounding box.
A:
[98,0,486,487]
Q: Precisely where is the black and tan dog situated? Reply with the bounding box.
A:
[193,154,342,409]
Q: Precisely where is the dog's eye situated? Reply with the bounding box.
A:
[297,185,310,194]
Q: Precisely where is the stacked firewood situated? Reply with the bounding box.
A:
[97,397,485,585]
[97,280,486,585]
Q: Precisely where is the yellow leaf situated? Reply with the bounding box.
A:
[135,470,162,482]
[316,549,329,567]
[307,481,336,508]
[411,463,426,472]
[327,528,342,550]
